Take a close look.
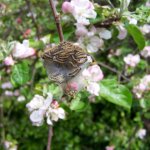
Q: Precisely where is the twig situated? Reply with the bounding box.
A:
[25,0,40,40]
[46,126,53,150]
[48,0,64,42]
[46,0,64,149]
[0,96,5,147]
[98,62,130,82]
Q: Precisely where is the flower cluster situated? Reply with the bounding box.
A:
[3,39,35,66]
[26,94,65,126]
[82,64,104,96]
[64,64,104,96]
[124,54,140,68]
[133,75,150,98]
[13,40,35,59]
[77,26,112,53]
[62,0,96,25]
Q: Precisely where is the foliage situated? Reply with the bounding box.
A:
[0,0,150,150]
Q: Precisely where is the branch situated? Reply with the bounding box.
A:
[46,126,53,150]
[48,0,64,42]
[0,96,5,147]
[46,1,64,149]
[25,0,40,40]
[98,62,130,82]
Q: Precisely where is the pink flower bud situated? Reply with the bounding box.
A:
[23,29,31,38]
[75,24,88,37]
[82,65,104,82]
[65,82,78,92]
[51,100,59,109]
[4,55,15,66]
[62,2,74,13]
[16,17,22,24]
[105,146,115,150]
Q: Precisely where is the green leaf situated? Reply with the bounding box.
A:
[29,39,45,50]
[70,97,87,112]
[99,79,132,110]
[140,98,150,109]
[126,24,145,50]
[11,61,30,87]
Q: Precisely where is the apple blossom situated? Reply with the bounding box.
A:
[117,24,127,40]
[30,109,45,126]
[26,93,65,126]
[124,54,140,67]
[75,24,88,37]
[87,82,100,96]
[17,95,26,102]
[140,24,150,34]
[26,94,45,112]
[46,104,65,125]
[62,2,74,14]
[12,40,35,59]
[128,17,137,25]
[4,55,15,66]
[62,0,96,25]
[82,64,103,96]
[136,129,146,139]
[82,64,104,82]
[1,82,13,89]
[133,83,146,99]
[4,90,14,96]
[99,28,112,40]
[133,75,150,98]
[78,35,104,53]
[141,46,150,58]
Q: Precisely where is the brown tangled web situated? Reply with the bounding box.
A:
[42,41,88,83]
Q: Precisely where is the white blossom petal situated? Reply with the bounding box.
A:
[26,95,45,112]
[30,110,45,126]
[99,28,112,40]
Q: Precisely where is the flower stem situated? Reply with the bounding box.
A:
[46,126,53,150]
[48,0,64,42]
[0,96,5,147]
